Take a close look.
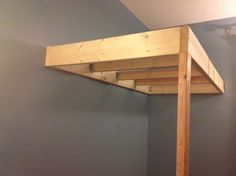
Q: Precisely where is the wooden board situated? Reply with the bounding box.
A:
[135,76,209,86]
[147,84,218,94]
[117,66,202,80]
[46,27,181,66]
[176,27,191,176]
[188,28,224,93]
[91,55,178,72]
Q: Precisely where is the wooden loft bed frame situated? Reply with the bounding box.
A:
[45,26,224,95]
[45,26,224,176]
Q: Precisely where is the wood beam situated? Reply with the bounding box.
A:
[188,27,224,93]
[90,55,179,72]
[147,84,218,94]
[117,66,202,80]
[176,26,191,176]
[46,27,181,67]
[135,76,209,86]
[176,53,191,176]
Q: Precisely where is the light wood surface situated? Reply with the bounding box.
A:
[45,26,224,95]
[135,76,209,86]
[91,55,178,72]
[46,27,181,66]
[176,27,191,176]
[188,28,224,93]
[147,84,218,94]
[117,66,202,80]
[176,27,190,176]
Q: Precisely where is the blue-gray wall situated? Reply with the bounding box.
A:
[148,17,236,176]
[0,1,148,176]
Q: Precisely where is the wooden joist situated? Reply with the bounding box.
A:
[135,76,209,86]
[117,66,202,80]
[90,55,179,72]
[147,84,218,94]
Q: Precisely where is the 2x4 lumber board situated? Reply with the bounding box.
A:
[90,54,179,72]
[117,66,202,80]
[188,27,224,93]
[45,27,181,66]
[135,76,209,86]
[55,65,150,94]
[176,52,191,176]
[147,84,219,94]
[176,27,191,176]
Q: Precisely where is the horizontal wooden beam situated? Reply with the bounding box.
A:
[135,76,209,86]
[45,27,181,66]
[147,84,220,94]
[90,55,179,72]
[188,27,224,93]
[117,67,202,80]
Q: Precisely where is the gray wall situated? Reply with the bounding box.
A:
[0,1,148,176]
[148,18,236,176]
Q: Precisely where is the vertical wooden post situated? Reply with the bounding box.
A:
[176,27,191,176]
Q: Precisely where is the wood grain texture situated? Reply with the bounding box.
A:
[176,27,191,176]
[147,84,218,94]
[176,53,191,176]
[45,26,224,95]
[117,66,202,80]
[135,76,209,86]
[90,55,179,72]
[45,27,181,66]
[188,27,224,93]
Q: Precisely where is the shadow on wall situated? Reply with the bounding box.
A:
[0,37,148,176]
[205,23,236,43]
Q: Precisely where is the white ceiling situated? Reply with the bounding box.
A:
[120,0,236,29]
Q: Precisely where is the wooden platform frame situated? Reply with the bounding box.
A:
[45,26,224,176]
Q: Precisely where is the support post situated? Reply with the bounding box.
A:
[176,27,191,176]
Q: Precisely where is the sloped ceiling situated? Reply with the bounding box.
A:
[120,0,236,29]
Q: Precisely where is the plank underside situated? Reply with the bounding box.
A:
[55,60,220,95]
[45,26,224,95]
